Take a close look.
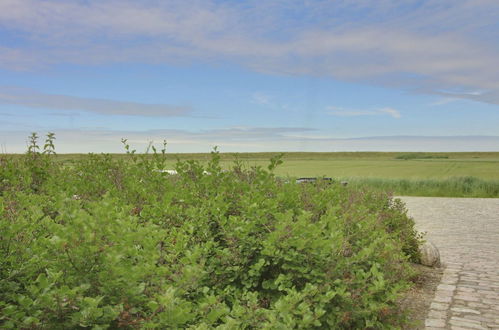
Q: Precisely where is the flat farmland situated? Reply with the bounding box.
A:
[40,151,497,197]
[28,151,499,180]
[271,157,499,180]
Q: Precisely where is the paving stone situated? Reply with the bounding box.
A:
[431,302,450,311]
[428,309,448,319]
[482,312,499,319]
[442,278,459,285]
[438,284,457,291]
[467,302,487,309]
[481,298,499,305]
[438,289,455,296]
[479,283,499,288]
[434,295,453,303]
[460,315,493,323]
[426,318,447,327]
[449,317,486,329]
[451,307,481,315]
[454,294,480,302]
[450,317,482,323]
[453,299,472,307]
[461,276,479,280]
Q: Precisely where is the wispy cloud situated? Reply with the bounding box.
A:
[251,92,291,111]
[0,126,317,153]
[428,89,499,105]
[1,1,499,104]
[430,98,459,106]
[251,92,272,106]
[328,106,401,119]
[435,89,487,97]
[379,108,401,119]
[0,86,191,117]
[150,126,317,141]
[1,128,498,153]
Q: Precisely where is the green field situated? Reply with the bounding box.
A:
[4,151,499,197]
[270,153,499,180]
[28,151,499,179]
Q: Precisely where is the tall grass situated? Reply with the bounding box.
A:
[344,176,499,198]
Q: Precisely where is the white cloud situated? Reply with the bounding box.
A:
[250,92,292,111]
[0,126,316,153]
[429,89,499,105]
[0,1,499,104]
[328,106,401,119]
[251,92,272,106]
[379,108,401,119]
[1,128,498,153]
[0,86,191,117]
[430,98,459,106]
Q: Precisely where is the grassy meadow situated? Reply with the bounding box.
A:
[4,151,499,197]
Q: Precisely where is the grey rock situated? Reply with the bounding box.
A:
[419,240,441,267]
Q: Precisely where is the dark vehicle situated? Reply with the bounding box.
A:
[295,177,348,186]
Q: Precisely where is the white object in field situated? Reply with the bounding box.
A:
[153,169,178,175]
[154,169,211,175]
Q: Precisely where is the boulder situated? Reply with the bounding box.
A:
[419,241,441,267]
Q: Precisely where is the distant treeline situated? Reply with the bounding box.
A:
[395,153,449,160]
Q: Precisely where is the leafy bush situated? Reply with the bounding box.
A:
[1,134,422,328]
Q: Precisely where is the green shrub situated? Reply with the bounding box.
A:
[0,135,422,328]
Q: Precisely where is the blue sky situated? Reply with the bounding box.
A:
[0,0,498,153]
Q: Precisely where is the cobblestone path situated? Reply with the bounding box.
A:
[400,197,499,330]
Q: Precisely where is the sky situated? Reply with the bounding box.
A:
[0,0,498,153]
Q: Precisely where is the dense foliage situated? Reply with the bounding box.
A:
[1,134,422,329]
